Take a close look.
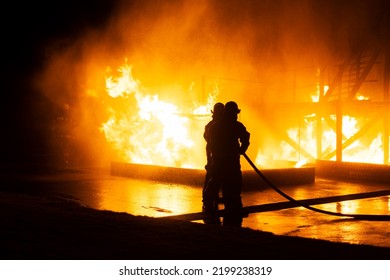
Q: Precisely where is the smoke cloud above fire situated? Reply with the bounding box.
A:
[33,0,389,168]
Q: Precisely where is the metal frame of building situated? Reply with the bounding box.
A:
[268,11,390,166]
[201,9,390,166]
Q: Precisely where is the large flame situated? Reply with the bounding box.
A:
[102,61,386,169]
[100,61,216,169]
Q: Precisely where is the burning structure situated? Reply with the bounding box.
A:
[27,0,390,182]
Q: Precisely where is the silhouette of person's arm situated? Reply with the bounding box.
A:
[238,124,250,154]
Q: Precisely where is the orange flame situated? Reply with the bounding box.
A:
[101,61,217,168]
[273,88,385,165]
[101,61,385,169]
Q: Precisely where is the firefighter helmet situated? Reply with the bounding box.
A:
[225,101,241,114]
[211,102,224,115]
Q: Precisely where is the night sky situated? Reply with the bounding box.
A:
[1,0,389,167]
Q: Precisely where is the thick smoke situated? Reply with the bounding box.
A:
[34,0,389,168]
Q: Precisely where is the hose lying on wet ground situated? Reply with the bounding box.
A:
[243,153,390,221]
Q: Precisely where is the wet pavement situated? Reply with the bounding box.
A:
[2,168,390,248]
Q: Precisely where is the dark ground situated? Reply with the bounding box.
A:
[1,188,390,260]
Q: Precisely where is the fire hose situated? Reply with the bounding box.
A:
[243,153,390,221]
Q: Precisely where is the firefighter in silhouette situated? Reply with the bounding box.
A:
[202,102,224,224]
[206,101,250,226]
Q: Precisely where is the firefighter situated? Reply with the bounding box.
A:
[207,101,250,227]
[202,102,224,224]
